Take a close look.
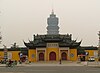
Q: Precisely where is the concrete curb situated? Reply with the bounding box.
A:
[0,64,84,67]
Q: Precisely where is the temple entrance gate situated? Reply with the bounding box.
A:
[49,52,56,61]
[61,52,67,60]
[39,53,44,61]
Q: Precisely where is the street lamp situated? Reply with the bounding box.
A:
[0,28,2,44]
[98,31,100,61]
[3,45,8,63]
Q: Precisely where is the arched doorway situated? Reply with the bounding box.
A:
[39,53,44,61]
[61,52,67,60]
[49,52,56,61]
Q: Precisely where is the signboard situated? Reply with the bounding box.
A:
[94,51,98,58]
[7,52,12,59]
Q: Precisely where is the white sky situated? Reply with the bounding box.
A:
[0,0,100,47]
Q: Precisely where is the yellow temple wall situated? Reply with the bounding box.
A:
[0,51,20,61]
[70,49,77,61]
[85,50,98,61]
[28,49,36,62]
[8,51,20,61]
[85,50,98,56]
[0,51,4,61]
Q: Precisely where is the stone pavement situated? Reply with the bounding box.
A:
[0,61,100,67]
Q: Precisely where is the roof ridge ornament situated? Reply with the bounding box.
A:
[52,9,54,14]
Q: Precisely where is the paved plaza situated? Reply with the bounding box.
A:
[0,61,100,73]
[0,66,100,73]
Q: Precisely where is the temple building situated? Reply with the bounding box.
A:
[0,11,99,62]
[24,11,81,62]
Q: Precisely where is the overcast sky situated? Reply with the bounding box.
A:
[0,0,100,47]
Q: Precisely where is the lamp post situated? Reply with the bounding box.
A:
[98,31,100,61]
[3,45,8,63]
[0,27,2,44]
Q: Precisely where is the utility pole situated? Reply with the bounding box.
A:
[3,45,8,63]
[0,27,8,63]
[98,31,100,61]
[0,27,2,44]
